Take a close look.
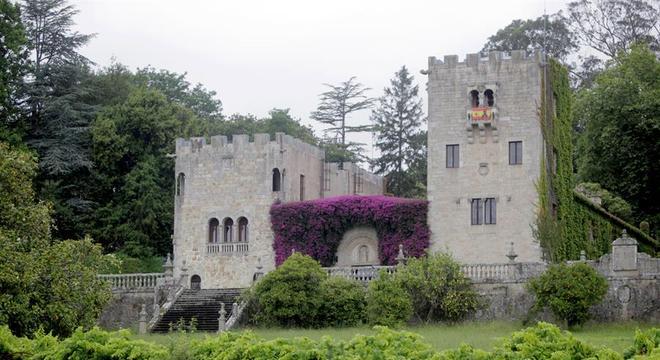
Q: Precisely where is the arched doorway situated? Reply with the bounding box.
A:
[335,227,379,267]
[190,275,201,290]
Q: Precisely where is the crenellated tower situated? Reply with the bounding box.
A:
[425,50,547,263]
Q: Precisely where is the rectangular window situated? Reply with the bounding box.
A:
[300,174,305,201]
[446,144,459,168]
[484,198,496,224]
[471,198,483,225]
[509,141,523,165]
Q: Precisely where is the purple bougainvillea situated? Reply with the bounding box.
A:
[270,195,430,266]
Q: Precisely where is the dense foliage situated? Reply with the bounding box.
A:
[395,253,480,323]
[248,253,365,328]
[2,323,658,359]
[0,143,111,337]
[365,271,413,327]
[371,66,427,198]
[271,195,429,266]
[575,44,660,235]
[528,262,608,327]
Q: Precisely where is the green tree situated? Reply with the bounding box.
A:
[481,13,578,61]
[0,142,110,337]
[134,66,223,120]
[393,253,480,323]
[251,253,327,327]
[528,263,608,327]
[91,88,194,254]
[365,271,413,327]
[567,0,660,59]
[310,77,374,166]
[0,0,28,143]
[575,44,660,231]
[371,66,426,198]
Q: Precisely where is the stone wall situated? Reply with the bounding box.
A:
[425,51,545,264]
[173,133,383,289]
[98,289,156,330]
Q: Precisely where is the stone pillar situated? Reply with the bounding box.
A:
[163,253,174,278]
[395,244,406,265]
[218,303,226,333]
[138,304,148,334]
[611,230,639,276]
[180,260,189,288]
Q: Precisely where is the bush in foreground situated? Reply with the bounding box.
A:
[395,252,480,323]
[318,276,366,327]
[366,270,413,327]
[2,323,658,359]
[528,262,608,327]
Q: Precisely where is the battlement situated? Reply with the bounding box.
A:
[175,132,324,159]
[426,50,545,70]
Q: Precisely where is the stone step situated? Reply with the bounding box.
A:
[151,288,243,333]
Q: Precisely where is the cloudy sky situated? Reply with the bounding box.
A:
[72,0,567,154]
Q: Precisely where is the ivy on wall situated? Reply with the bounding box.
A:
[270,195,429,266]
[537,59,658,261]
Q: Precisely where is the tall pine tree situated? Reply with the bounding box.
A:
[372,66,425,198]
[310,76,374,166]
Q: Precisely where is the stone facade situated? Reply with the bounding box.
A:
[173,133,382,289]
[426,51,546,264]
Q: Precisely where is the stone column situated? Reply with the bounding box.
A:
[138,304,148,334]
[218,303,226,333]
[611,230,639,277]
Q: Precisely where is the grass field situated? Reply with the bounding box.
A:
[133,321,656,353]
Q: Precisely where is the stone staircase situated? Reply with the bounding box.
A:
[151,288,242,333]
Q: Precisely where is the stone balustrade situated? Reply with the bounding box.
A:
[207,242,249,254]
[323,262,547,284]
[98,273,166,290]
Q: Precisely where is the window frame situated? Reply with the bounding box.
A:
[484,198,496,225]
[471,198,483,225]
[446,144,460,168]
[509,141,523,165]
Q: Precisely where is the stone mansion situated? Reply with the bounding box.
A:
[173,51,553,289]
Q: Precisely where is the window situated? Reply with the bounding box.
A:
[272,168,281,191]
[470,90,480,107]
[176,173,185,196]
[484,198,496,224]
[299,174,305,201]
[358,245,369,264]
[323,165,331,192]
[208,218,219,243]
[472,198,497,225]
[238,217,248,242]
[484,89,494,107]
[222,218,233,243]
[509,141,523,165]
[471,198,483,225]
[190,275,201,290]
[446,144,459,168]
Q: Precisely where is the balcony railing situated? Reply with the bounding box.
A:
[98,273,166,290]
[207,242,249,254]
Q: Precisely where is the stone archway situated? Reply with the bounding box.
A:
[335,227,379,266]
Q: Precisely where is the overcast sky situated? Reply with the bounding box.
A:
[72,0,567,155]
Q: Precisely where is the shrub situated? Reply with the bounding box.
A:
[491,322,617,359]
[623,328,660,359]
[33,327,168,360]
[318,276,366,327]
[251,253,326,327]
[394,252,480,323]
[366,270,413,327]
[528,262,608,327]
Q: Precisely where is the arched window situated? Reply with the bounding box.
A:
[238,217,248,242]
[358,245,369,264]
[484,89,494,107]
[272,168,281,192]
[208,218,219,243]
[470,90,480,108]
[223,218,234,243]
[176,173,185,196]
[190,275,201,290]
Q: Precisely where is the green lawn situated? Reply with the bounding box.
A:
[133,321,656,353]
